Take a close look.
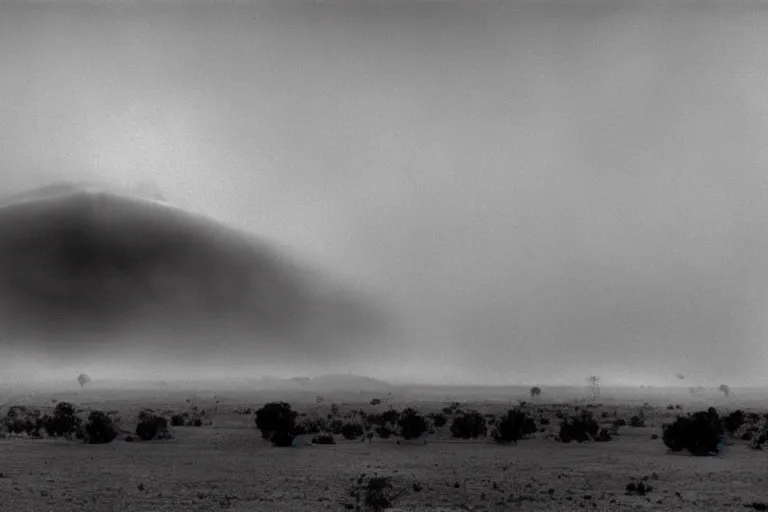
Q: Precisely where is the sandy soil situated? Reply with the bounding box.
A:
[0,388,766,511]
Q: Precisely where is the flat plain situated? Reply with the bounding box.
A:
[0,383,766,512]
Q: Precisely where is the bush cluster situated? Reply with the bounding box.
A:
[558,411,600,443]
[136,411,170,441]
[450,410,487,439]
[491,409,537,444]
[398,408,428,440]
[662,408,723,456]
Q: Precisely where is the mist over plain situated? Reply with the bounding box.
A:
[1,0,768,387]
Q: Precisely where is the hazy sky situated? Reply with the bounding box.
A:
[2,0,768,387]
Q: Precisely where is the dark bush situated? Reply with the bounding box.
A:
[270,430,295,447]
[170,414,185,427]
[491,409,537,444]
[4,418,26,434]
[594,428,612,442]
[558,412,599,443]
[312,433,335,445]
[748,422,768,450]
[540,417,550,426]
[52,402,81,439]
[398,408,428,440]
[450,410,488,439]
[136,413,169,441]
[364,476,394,511]
[613,418,627,427]
[370,398,381,406]
[630,415,645,427]
[295,418,325,435]
[722,410,745,435]
[254,402,297,445]
[41,414,56,437]
[341,423,364,440]
[188,418,202,427]
[84,410,117,444]
[662,409,722,455]
[376,425,394,439]
[429,413,447,428]
[380,409,400,426]
[626,481,652,495]
[329,419,344,435]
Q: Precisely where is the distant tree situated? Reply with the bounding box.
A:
[530,386,542,399]
[718,384,730,397]
[587,376,600,400]
[370,398,382,406]
[77,373,91,389]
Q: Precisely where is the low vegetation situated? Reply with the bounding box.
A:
[136,410,171,441]
[491,408,537,444]
[450,410,487,439]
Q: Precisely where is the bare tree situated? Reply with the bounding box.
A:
[77,373,91,389]
[530,386,541,399]
[587,375,600,400]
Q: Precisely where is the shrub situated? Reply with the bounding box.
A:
[540,417,550,425]
[270,430,295,447]
[398,408,428,440]
[135,413,169,441]
[329,419,344,435]
[52,402,81,439]
[364,476,394,511]
[558,412,599,443]
[749,421,768,450]
[4,418,26,434]
[432,413,447,428]
[442,402,461,416]
[491,409,537,444]
[594,428,612,442]
[662,409,722,455]
[341,423,364,440]
[380,409,400,426]
[450,410,488,439]
[613,418,627,427]
[722,410,745,435]
[312,433,335,445]
[630,415,645,427]
[83,411,117,444]
[376,425,394,439]
[299,418,325,435]
[170,414,185,427]
[254,402,297,445]
[626,481,652,495]
[370,398,381,406]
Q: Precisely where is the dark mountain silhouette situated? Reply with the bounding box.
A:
[0,182,385,363]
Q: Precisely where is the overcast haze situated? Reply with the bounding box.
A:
[1,0,767,387]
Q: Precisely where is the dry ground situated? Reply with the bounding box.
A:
[0,389,766,512]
